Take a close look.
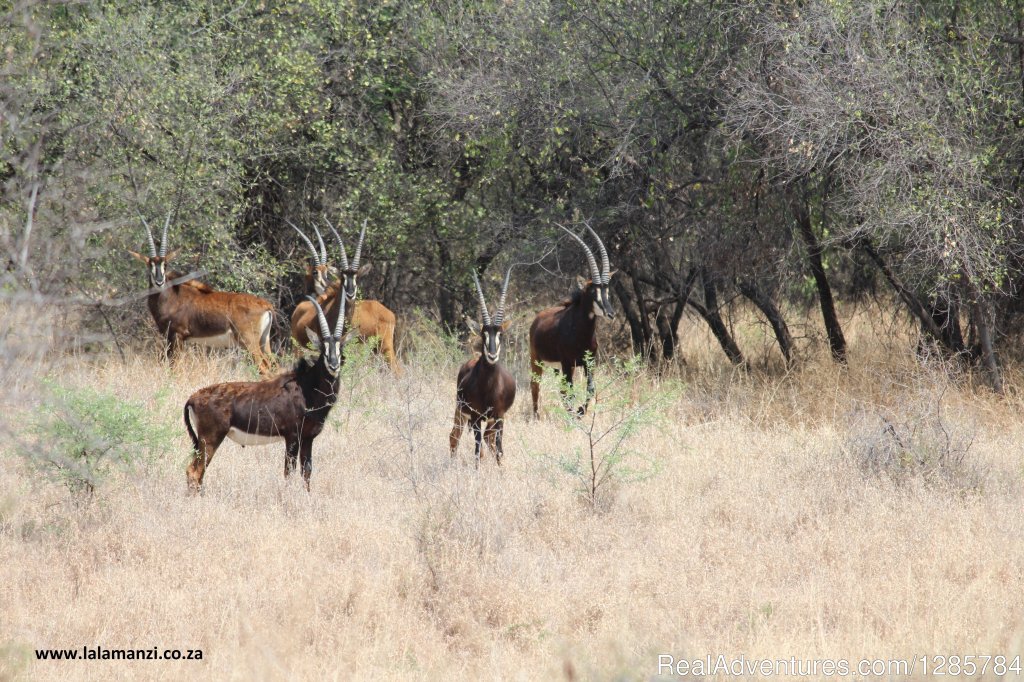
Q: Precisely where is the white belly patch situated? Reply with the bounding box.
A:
[186,331,234,348]
[226,427,284,446]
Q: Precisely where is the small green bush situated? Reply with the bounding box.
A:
[533,354,672,509]
[22,382,176,496]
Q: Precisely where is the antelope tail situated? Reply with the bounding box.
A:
[184,404,200,453]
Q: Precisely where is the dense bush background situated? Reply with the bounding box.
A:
[6,0,1024,386]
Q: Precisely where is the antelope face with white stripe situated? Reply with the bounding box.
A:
[128,211,178,288]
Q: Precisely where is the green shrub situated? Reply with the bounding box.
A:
[22,382,176,496]
[533,354,672,509]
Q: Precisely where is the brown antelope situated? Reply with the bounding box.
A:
[289,219,401,374]
[184,295,352,492]
[128,214,275,375]
[287,219,334,296]
[529,224,615,417]
[449,269,516,464]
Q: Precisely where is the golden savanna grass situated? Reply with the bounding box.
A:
[2,305,1024,680]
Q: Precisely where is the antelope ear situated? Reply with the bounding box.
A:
[340,329,357,345]
[606,269,618,280]
[464,315,482,337]
[357,262,372,278]
[306,328,322,352]
[575,275,588,291]
[127,250,149,264]
[500,319,512,332]
[164,249,180,262]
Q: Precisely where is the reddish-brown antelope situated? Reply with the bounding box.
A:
[128,214,275,375]
[184,295,352,492]
[450,269,516,464]
[288,219,334,296]
[528,224,615,417]
[289,219,401,374]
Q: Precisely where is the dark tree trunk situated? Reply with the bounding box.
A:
[688,268,745,365]
[632,276,655,356]
[612,277,645,353]
[793,195,846,363]
[737,279,794,365]
[862,242,966,355]
[965,277,1003,393]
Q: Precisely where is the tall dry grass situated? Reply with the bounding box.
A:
[2,305,1024,680]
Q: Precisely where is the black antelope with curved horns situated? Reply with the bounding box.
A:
[449,268,517,464]
[184,295,352,492]
[287,219,333,296]
[289,218,401,373]
[127,213,275,375]
[528,223,615,417]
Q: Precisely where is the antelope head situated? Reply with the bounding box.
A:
[560,223,616,319]
[128,212,179,288]
[469,268,513,365]
[287,219,333,296]
[325,217,371,303]
[304,292,350,377]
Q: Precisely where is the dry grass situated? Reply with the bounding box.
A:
[2,306,1024,680]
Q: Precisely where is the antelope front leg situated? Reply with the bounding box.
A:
[299,438,313,491]
[484,418,501,465]
[580,362,595,417]
[472,419,484,468]
[284,439,299,479]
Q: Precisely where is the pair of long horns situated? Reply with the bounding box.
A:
[473,267,513,326]
[322,216,366,271]
[306,292,346,340]
[286,219,328,266]
[140,212,172,258]
[559,222,611,284]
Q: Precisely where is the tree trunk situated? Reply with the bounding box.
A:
[794,195,846,363]
[965,277,1003,393]
[688,268,745,365]
[612,277,645,354]
[737,279,794,365]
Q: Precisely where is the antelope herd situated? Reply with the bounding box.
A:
[129,213,615,491]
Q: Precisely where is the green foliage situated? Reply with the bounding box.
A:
[533,354,671,509]
[22,381,176,496]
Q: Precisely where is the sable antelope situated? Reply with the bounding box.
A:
[289,220,334,296]
[529,224,615,417]
[289,219,401,374]
[184,295,352,492]
[449,269,516,464]
[128,214,275,375]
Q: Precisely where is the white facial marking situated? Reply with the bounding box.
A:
[226,428,284,446]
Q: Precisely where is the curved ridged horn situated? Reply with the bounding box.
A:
[311,223,328,266]
[583,223,610,283]
[306,295,332,340]
[159,211,171,257]
[352,219,367,269]
[558,224,600,283]
[323,216,349,270]
[140,215,158,257]
[494,266,513,325]
[473,271,492,325]
[333,288,347,339]
[287,219,323,265]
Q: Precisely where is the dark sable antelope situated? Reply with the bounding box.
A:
[450,269,516,464]
[289,219,401,374]
[128,214,275,375]
[184,295,352,492]
[529,224,615,417]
